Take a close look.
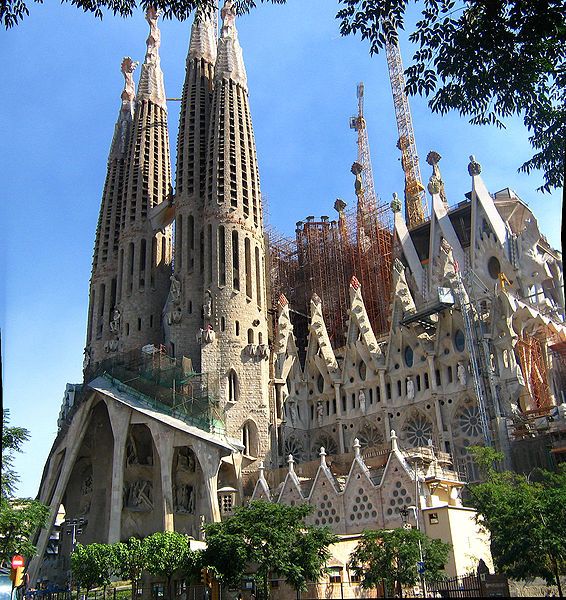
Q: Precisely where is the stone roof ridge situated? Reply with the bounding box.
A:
[347,278,382,364]
[188,2,218,64]
[308,447,342,498]
[250,460,271,500]
[276,454,305,503]
[137,7,167,109]
[344,438,375,487]
[214,0,247,89]
[109,58,138,160]
[308,294,338,371]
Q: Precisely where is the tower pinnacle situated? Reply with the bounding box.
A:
[137,7,167,109]
[215,0,247,88]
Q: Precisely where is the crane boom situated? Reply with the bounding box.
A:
[385,38,427,229]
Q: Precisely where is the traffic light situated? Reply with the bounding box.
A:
[10,567,24,587]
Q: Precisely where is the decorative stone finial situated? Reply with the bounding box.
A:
[278,294,288,308]
[390,429,399,452]
[391,193,402,213]
[287,453,295,473]
[334,198,347,213]
[145,7,161,64]
[121,57,138,102]
[320,446,327,466]
[468,155,482,176]
[258,460,266,481]
[353,438,361,458]
[221,0,236,33]
[350,275,361,291]
[426,150,441,166]
[311,293,322,306]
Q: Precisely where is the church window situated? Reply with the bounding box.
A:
[188,300,192,314]
[311,404,314,421]
[376,386,381,402]
[386,383,391,400]
[245,237,252,299]
[404,346,414,367]
[207,224,213,284]
[139,239,146,289]
[218,226,226,286]
[317,374,324,393]
[435,369,442,386]
[332,398,336,414]
[176,215,183,271]
[221,316,225,331]
[232,231,240,290]
[447,366,453,383]
[97,283,106,338]
[351,393,356,409]
[228,370,238,403]
[235,321,240,336]
[358,361,367,380]
[87,289,95,342]
[126,323,130,336]
[424,372,430,389]
[454,329,465,352]
[416,374,421,391]
[150,314,154,328]
[406,414,433,447]
[487,256,501,280]
[341,395,346,412]
[128,242,134,293]
[137,318,142,331]
[369,388,373,404]
[258,332,263,344]
[255,247,262,308]
[242,420,259,457]
[118,249,124,301]
[248,329,254,344]
[187,215,195,273]
[326,400,330,416]
[397,380,402,397]
[199,229,204,275]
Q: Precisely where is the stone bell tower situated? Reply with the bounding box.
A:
[199,0,271,458]
[114,8,173,354]
[85,57,137,367]
[168,4,218,367]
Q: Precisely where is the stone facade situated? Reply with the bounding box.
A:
[31,0,565,588]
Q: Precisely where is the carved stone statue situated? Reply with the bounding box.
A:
[287,397,298,427]
[83,347,91,371]
[167,307,182,325]
[174,484,195,514]
[203,324,215,344]
[406,378,415,400]
[109,307,121,333]
[436,237,457,284]
[124,480,153,511]
[170,274,182,304]
[358,389,366,413]
[177,447,196,472]
[256,344,269,360]
[316,401,324,427]
[457,362,467,386]
[126,433,138,466]
[203,290,212,319]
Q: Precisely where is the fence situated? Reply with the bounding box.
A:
[427,574,481,598]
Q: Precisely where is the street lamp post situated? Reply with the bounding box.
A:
[65,517,87,597]
[399,505,427,598]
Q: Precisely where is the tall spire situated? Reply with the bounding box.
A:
[168,4,218,363]
[137,7,167,109]
[113,8,173,355]
[215,0,247,88]
[85,58,138,370]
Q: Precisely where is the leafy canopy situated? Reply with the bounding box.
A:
[2,409,31,498]
[0,497,49,564]
[71,543,118,592]
[467,447,566,592]
[203,500,338,596]
[349,528,450,597]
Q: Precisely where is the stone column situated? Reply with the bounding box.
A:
[149,422,175,531]
[334,384,345,453]
[192,439,222,523]
[106,401,131,542]
[427,355,438,391]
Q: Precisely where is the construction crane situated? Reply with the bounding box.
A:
[349,82,378,217]
[385,38,428,229]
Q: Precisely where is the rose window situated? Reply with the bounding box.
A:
[459,405,483,437]
[311,434,338,458]
[357,425,384,450]
[284,437,306,463]
[405,415,433,447]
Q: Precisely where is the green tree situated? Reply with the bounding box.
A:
[113,537,149,600]
[0,410,49,566]
[143,531,191,600]
[71,543,118,595]
[349,528,450,598]
[3,1,562,193]
[203,500,337,599]
[2,409,31,498]
[467,448,566,597]
[0,497,49,565]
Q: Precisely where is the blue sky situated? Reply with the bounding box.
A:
[1,0,562,498]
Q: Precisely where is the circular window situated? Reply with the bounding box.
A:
[358,361,367,381]
[404,346,414,368]
[317,374,324,393]
[454,329,465,352]
[487,256,501,280]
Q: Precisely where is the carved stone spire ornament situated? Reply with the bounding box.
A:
[426,150,448,205]
[468,155,482,176]
[121,57,138,103]
[137,7,167,109]
[391,192,402,213]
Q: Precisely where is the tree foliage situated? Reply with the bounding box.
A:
[2,409,31,498]
[113,537,148,600]
[0,497,49,565]
[71,543,118,593]
[203,500,338,598]
[349,528,450,597]
[467,455,566,596]
[143,531,193,600]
